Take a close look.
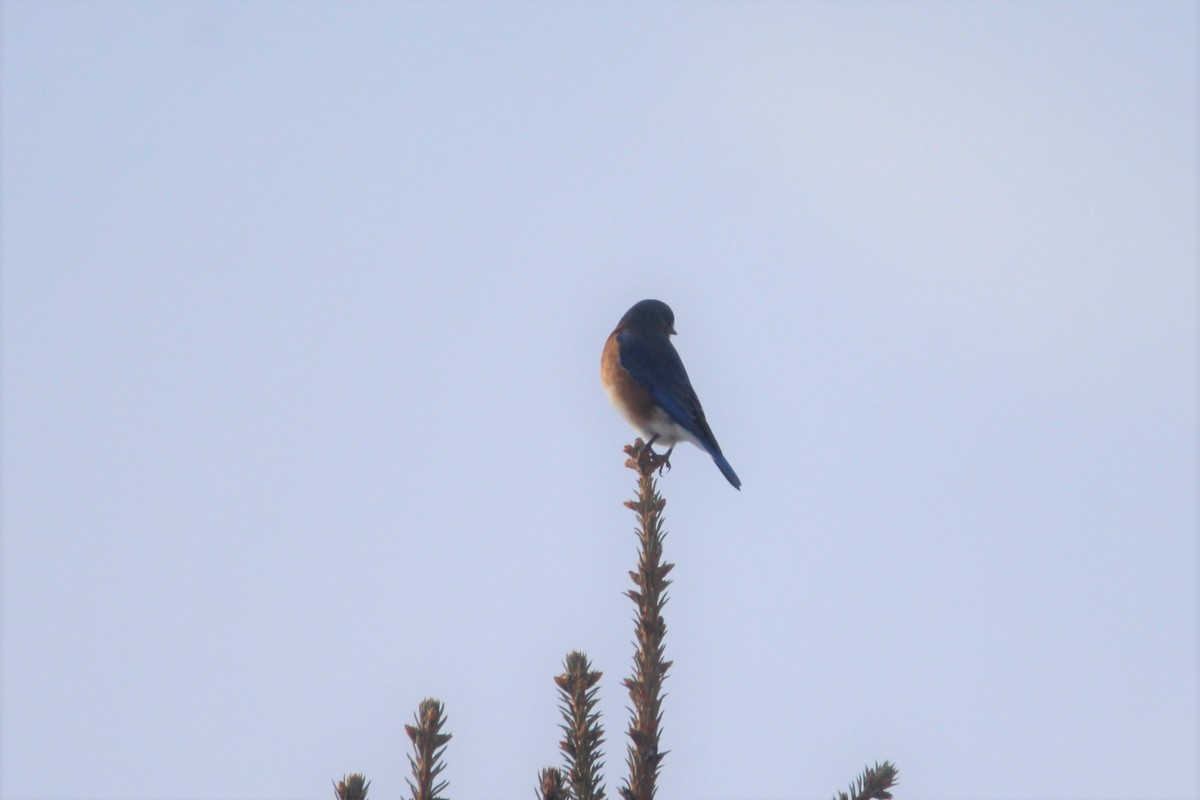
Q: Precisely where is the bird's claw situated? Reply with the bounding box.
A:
[645,443,673,476]
[629,437,674,479]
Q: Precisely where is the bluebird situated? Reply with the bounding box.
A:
[601,299,741,489]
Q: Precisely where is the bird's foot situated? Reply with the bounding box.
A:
[626,437,674,479]
[645,443,674,476]
[653,447,674,476]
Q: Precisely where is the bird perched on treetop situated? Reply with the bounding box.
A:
[601,299,741,489]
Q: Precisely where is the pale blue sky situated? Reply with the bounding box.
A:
[2,2,1195,799]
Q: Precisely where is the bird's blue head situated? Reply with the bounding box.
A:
[619,299,676,336]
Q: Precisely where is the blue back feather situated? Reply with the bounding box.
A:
[617,330,718,452]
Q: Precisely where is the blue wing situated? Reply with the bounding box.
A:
[618,331,742,489]
[617,330,720,451]
[616,329,741,489]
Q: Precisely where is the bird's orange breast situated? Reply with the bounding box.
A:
[601,331,657,432]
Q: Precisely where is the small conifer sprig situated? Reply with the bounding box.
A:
[555,650,607,800]
[404,698,451,800]
[619,439,674,800]
[536,767,569,800]
[833,761,899,800]
[333,773,370,800]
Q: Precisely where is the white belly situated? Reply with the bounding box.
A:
[606,385,701,449]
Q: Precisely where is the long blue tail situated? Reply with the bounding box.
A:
[710,450,741,490]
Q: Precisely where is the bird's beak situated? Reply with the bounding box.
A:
[669,325,677,335]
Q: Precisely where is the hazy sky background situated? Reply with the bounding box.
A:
[2,2,1195,799]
